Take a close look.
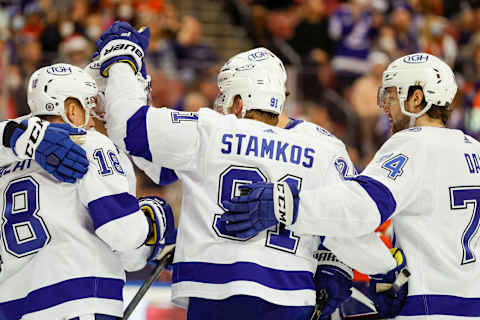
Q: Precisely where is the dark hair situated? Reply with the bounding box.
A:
[407,85,452,125]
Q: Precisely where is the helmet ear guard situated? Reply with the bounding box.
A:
[27,63,98,128]
[379,53,457,127]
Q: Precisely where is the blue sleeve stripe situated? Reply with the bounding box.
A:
[400,295,480,317]
[125,105,153,161]
[159,167,179,186]
[88,192,139,230]
[345,175,396,225]
[0,277,123,319]
[172,261,314,291]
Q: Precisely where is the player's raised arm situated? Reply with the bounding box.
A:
[94,21,200,171]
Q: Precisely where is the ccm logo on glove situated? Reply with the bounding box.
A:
[276,183,287,223]
[104,43,143,59]
[25,119,46,158]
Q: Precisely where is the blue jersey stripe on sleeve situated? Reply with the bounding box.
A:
[0,277,123,319]
[125,105,153,161]
[88,192,139,230]
[172,261,314,291]
[345,175,396,225]
[400,295,480,317]
[159,167,179,186]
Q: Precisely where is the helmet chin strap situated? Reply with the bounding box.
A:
[401,99,432,129]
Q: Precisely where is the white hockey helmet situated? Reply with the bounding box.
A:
[27,63,98,128]
[216,47,287,117]
[378,53,457,126]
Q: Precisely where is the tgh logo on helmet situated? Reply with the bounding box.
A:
[403,54,429,64]
[46,65,73,75]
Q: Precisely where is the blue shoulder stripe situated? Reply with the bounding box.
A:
[88,192,139,230]
[125,105,153,161]
[345,175,396,225]
[172,261,314,291]
[0,277,123,319]
[400,295,480,317]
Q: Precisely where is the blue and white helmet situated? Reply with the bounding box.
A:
[378,53,457,126]
[216,47,287,117]
[27,63,98,128]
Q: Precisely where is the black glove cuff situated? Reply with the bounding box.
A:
[3,121,26,148]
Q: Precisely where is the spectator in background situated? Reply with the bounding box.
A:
[389,5,418,56]
[60,35,91,67]
[419,15,457,67]
[172,15,218,84]
[289,0,333,62]
[328,0,383,98]
[183,91,208,112]
[350,51,389,156]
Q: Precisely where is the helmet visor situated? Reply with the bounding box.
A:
[377,86,398,110]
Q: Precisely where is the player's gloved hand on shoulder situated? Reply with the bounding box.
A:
[311,247,353,320]
[368,248,409,318]
[139,196,177,262]
[220,181,299,239]
[95,21,150,78]
[3,117,88,183]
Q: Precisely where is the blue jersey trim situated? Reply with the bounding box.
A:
[125,105,153,161]
[172,261,315,291]
[284,118,304,130]
[0,277,124,320]
[159,167,179,186]
[88,192,139,230]
[345,175,396,224]
[400,295,480,317]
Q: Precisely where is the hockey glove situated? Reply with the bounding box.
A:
[220,181,299,239]
[311,246,353,320]
[368,248,410,318]
[95,21,150,78]
[139,196,177,262]
[3,117,88,183]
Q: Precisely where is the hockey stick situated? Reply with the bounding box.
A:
[123,244,175,320]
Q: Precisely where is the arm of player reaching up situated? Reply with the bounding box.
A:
[222,131,425,238]
[104,63,200,171]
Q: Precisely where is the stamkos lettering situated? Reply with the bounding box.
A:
[220,133,315,168]
[276,183,287,223]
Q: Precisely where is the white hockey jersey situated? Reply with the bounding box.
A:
[291,127,480,319]
[103,63,396,308]
[0,129,149,320]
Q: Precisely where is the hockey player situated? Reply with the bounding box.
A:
[93,22,398,319]
[222,53,479,319]
[0,63,175,320]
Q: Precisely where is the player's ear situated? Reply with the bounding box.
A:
[64,98,76,123]
[233,96,243,118]
[412,88,424,112]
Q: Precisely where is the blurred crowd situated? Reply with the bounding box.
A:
[2,0,480,169]
[230,0,480,167]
